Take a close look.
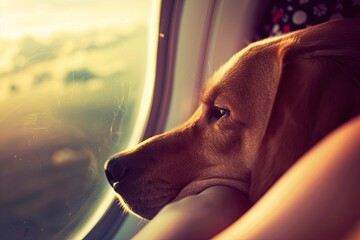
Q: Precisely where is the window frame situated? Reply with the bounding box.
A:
[84,1,180,239]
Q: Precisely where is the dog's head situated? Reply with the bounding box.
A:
[105,19,360,220]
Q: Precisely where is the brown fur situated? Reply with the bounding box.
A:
[105,19,360,220]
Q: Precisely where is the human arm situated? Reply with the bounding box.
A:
[133,185,250,240]
[215,116,360,240]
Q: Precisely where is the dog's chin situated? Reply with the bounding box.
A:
[114,188,180,220]
[113,179,249,220]
[115,195,161,220]
[116,189,205,220]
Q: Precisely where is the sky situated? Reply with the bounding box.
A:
[0,0,151,39]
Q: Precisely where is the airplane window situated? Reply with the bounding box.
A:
[0,0,160,239]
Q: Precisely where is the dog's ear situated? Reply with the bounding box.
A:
[250,19,360,203]
[294,18,360,85]
[295,18,360,57]
[285,18,360,139]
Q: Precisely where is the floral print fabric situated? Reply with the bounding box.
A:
[256,0,360,39]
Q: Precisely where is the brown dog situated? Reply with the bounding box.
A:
[105,18,360,220]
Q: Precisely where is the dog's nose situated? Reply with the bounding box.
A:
[104,157,128,187]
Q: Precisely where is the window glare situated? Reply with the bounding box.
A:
[0,0,159,239]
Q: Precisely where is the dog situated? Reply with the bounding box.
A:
[105,18,360,222]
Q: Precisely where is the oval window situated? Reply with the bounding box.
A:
[0,0,159,239]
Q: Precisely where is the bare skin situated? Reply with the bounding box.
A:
[133,186,250,240]
[215,116,360,240]
[134,116,360,239]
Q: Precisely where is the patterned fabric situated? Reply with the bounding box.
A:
[256,0,360,40]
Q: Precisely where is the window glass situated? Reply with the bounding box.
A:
[0,0,158,239]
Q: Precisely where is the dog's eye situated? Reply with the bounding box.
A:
[212,107,229,121]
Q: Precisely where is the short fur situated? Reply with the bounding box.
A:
[105,19,360,220]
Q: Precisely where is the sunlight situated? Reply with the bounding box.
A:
[0,0,148,39]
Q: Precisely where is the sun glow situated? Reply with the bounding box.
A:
[0,0,148,39]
